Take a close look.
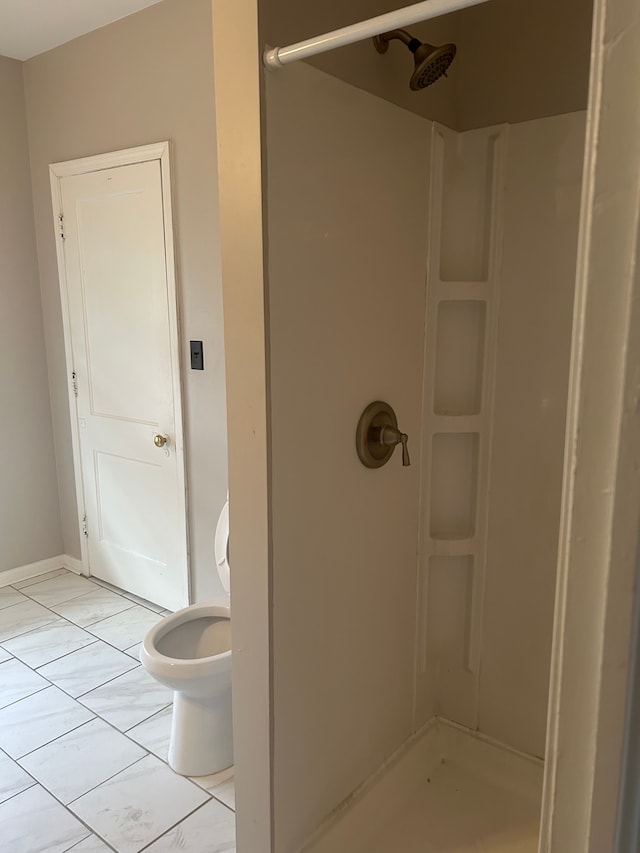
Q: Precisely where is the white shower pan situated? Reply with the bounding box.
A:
[305,720,542,853]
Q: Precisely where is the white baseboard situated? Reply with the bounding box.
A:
[63,555,84,575]
[0,553,85,587]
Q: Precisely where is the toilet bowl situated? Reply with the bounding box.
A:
[140,498,232,777]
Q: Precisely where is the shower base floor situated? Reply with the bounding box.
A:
[307,719,543,853]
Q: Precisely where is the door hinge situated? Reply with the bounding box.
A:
[82,514,88,538]
[58,213,65,241]
[71,371,78,397]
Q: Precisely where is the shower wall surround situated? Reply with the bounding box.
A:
[266,62,430,853]
[416,111,585,759]
[265,58,586,850]
[416,121,506,733]
[479,111,585,757]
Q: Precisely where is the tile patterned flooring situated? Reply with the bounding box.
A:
[0,570,236,852]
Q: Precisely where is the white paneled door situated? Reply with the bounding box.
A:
[52,145,188,611]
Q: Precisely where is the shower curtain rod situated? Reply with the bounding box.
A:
[263,0,491,69]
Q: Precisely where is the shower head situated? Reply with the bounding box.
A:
[373,29,456,91]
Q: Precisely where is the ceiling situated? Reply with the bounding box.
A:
[0,0,164,60]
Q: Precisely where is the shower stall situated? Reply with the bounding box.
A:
[256,0,596,849]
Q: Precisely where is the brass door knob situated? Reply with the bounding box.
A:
[153,434,169,448]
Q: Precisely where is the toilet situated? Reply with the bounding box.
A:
[140,498,232,777]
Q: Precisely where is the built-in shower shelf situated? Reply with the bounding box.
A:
[429,537,476,557]
[432,281,491,299]
[416,121,507,730]
[432,414,482,431]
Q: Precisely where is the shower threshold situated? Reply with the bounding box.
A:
[306,719,543,853]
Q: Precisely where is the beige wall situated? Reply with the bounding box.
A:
[266,61,430,852]
[261,0,592,131]
[22,0,227,600]
[0,55,63,574]
[454,0,592,130]
[261,0,459,127]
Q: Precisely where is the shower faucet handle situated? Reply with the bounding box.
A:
[379,425,411,467]
[399,432,410,467]
[355,401,410,469]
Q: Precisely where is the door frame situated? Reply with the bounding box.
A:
[49,141,190,604]
[539,0,640,847]
[211,1,273,849]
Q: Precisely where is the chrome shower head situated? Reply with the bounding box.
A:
[373,29,456,91]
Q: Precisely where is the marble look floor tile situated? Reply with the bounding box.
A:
[89,581,166,615]
[67,835,113,852]
[0,685,94,758]
[80,667,171,731]
[127,706,172,760]
[88,605,163,650]
[14,568,69,589]
[0,587,28,610]
[71,754,208,853]
[0,658,49,709]
[19,718,146,804]
[146,799,236,852]
[0,598,58,643]
[124,642,141,661]
[24,574,99,607]
[37,641,138,698]
[0,647,12,663]
[50,588,135,627]
[0,784,90,853]
[3,619,97,668]
[191,767,235,810]
[0,749,35,804]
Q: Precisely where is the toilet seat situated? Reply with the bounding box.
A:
[140,602,231,688]
[215,498,230,593]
